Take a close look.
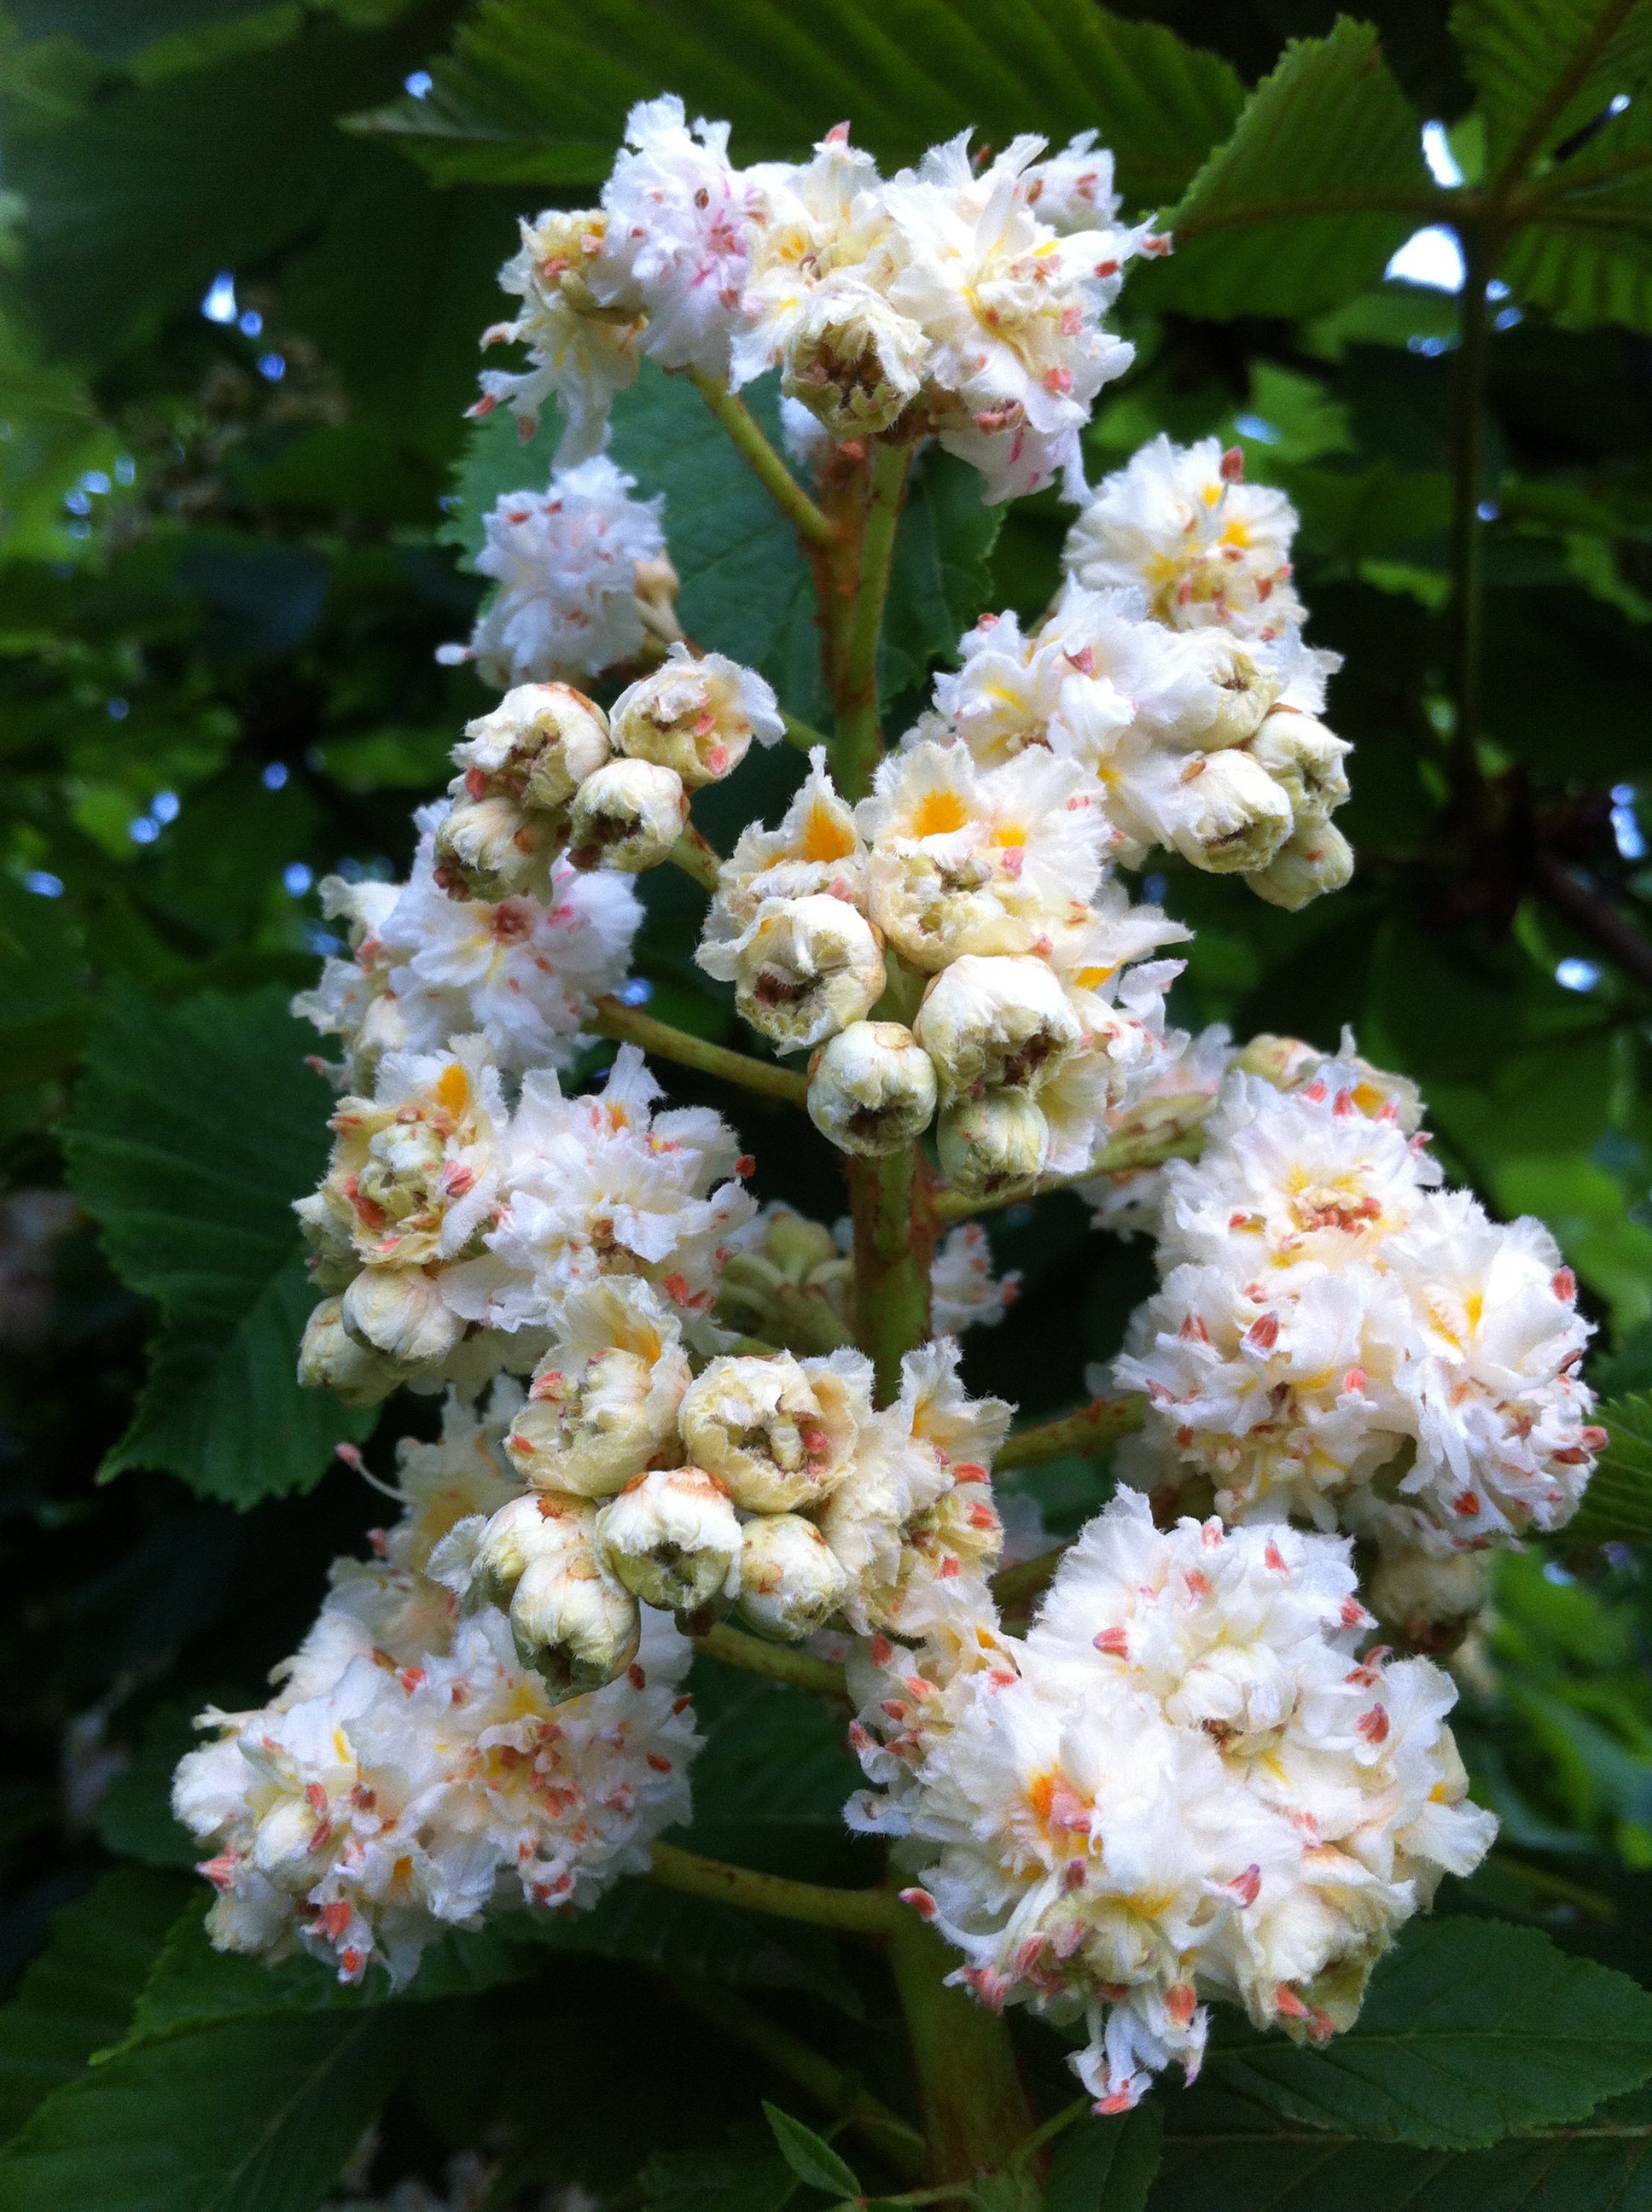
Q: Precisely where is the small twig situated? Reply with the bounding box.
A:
[989,1550,1063,1614]
[832,438,913,800]
[688,367,837,550]
[932,1097,1216,1225]
[1530,852,1652,996]
[649,1840,897,1935]
[693,1619,848,1700]
[591,997,810,1108]
[782,710,834,756]
[994,1394,1145,1472]
[669,823,722,894]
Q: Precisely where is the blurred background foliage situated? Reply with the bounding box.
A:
[4,0,1652,2203]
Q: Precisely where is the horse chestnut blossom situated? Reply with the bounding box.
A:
[1113,1052,1604,1563]
[173,1389,700,1985]
[436,456,673,689]
[214,85,1602,2144]
[850,1493,1496,2112]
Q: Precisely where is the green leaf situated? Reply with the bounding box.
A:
[0,870,95,1089]
[61,983,376,1505]
[881,447,1004,702]
[1191,1916,1652,2150]
[1155,20,1438,318]
[0,1871,189,2146]
[1044,2101,1163,2212]
[95,1703,202,1870]
[1569,1393,1652,1543]
[348,0,1242,209]
[0,2008,409,2212]
[640,2131,800,2212]
[1453,0,1652,181]
[763,2103,860,2197]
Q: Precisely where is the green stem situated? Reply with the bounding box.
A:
[1446,225,1495,832]
[932,1097,1215,1225]
[889,1897,1033,2184]
[782,709,834,755]
[649,1841,896,1935]
[832,437,913,801]
[669,823,722,894]
[688,367,837,550]
[993,1394,1145,1471]
[693,1619,847,1700]
[591,997,809,1108]
[667,1979,928,2181]
[849,1147,933,1406]
[989,1549,1062,1615]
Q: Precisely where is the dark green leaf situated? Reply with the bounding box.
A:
[1156,21,1437,317]
[1192,1916,1652,2149]
[94,1703,202,1870]
[348,0,1242,209]
[0,1871,189,2146]
[1044,2101,1163,2212]
[763,2103,860,2197]
[640,2131,800,2212]
[61,984,375,1505]
[1569,1393,1652,1543]
[1453,0,1652,180]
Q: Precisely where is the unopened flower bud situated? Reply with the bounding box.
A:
[1173,631,1283,748]
[914,955,1082,1109]
[1247,817,1354,910]
[1230,1032,1323,1089]
[433,793,561,903]
[807,1020,938,1155]
[679,1349,872,1512]
[1247,707,1351,823]
[610,643,782,789]
[736,1514,850,1640]
[596,1465,742,1613]
[453,682,612,812]
[297,1295,402,1407]
[454,1493,640,1695]
[567,758,687,871]
[1156,748,1293,874]
[632,553,683,641]
[727,894,885,1054]
[340,1266,465,1365]
[1368,1546,1491,1657]
[759,1208,842,1281]
[507,1279,689,1497]
[782,279,926,438]
[937,1090,1050,1198]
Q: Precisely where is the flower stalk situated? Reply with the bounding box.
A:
[693,1618,848,1699]
[832,436,913,801]
[649,1840,897,1934]
[688,366,837,550]
[591,996,809,1107]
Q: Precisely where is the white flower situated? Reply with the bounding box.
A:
[807,1020,939,1156]
[737,1513,851,1639]
[175,1402,700,1988]
[701,892,887,1055]
[858,741,1108,972]
[437,457,669,689]
[781,274,928,436]
[679,1348,875,1512]
[505,1277,691,1497]
[451,682,613,815]
[732,127,900,390]
[567,758,688,872]
[291,876,407,1086]
[596,96,753,380]
[929,1224,1021,1335]
[441,1489,642,1694]
[1082,1022,1235,1239]
[469,1044,755,1336]
[850,1493,1495,2111]
[596,1464,743,1612]
[705,747,865,947]
[376,826,641,1078]
[610,643,783,789]
[915,953,1083,1108]
[471,208,644,463]
[1064,437,1306,642]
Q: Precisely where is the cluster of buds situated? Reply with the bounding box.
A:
[1109,1044,1604,1615]
[438,453,681,690]
[428,1328,1010,1687]
[850,1492,1497,2111]
[700,746,1188,1199]
[173,1388,701,1985]
[473,100,1162,502]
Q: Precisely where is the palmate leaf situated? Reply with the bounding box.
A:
[1568,1393,1652,1543]
[346,0,1242,209]
[1453,0,1652,180]
[61,984,375,1505]
[1186,1917,1652,2151]
[1044,2102,1163,2212]
[1151,20,1440,318]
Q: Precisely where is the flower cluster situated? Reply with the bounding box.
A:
[295,1042,754,1408]
[1111,1049,1604,1581]
[925,445,1349,908]
[437,454,679,690]
[848,1490,1496,2111]
[434,1331,1010,1668]
[473,102,1160,503]
[173,1389,700,1985]
[701,744,1190,1198]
